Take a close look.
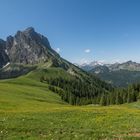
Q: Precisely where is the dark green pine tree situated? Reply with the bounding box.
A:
[115,91,123,105]
[100,94,107,106]
[109,92,116,105]
[76,97,80,105]
[131,89,137,102]
[127,86,134,103]
[106,94,110,106]
[127,92,131,103]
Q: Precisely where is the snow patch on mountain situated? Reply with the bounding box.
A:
[2,62,10,68]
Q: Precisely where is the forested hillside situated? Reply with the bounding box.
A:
[99,83,140,106]
[29,68,113,105]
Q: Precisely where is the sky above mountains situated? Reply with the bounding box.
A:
[0,0,140,64]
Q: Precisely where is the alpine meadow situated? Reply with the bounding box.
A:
[0,0,140,140]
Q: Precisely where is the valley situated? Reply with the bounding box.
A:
[80,61,140,87]
[0,27,140,139]
[0,74,140,139]
[1,1,140,139]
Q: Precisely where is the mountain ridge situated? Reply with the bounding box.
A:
[4,27,60,65]
[79,60,140,87]
[79,60,140,72]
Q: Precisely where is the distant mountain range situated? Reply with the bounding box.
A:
[79,61,140,87]
[78,61,104,71]
[79,60,140,72]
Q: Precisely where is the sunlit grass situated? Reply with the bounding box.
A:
[0,75,140,139]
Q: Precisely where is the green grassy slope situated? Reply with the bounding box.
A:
[0,74,67,112]
[0,72,140,139]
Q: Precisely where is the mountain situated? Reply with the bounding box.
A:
[80,60,140,72]
[93,70,140,87]
[0,39,9,68]
[79,61,104,71]
[0,27,77,79]
[0,27,113,105]
[80,61,140,87]
[90,65,110,74]
[5,27,60,65]
[109,61,140,71]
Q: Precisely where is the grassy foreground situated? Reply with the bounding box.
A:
[0,75,140,139]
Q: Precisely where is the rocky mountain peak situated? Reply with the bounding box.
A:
[24,27,35,33]
[124,60,136,65]
[0,27,60,66]
[22,27,38,39]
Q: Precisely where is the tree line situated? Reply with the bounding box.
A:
[99,84,140,106]
[40,75,140,106]
[40,75,112,105]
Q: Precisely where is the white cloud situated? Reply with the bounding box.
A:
[56,48,61,53]
[84,49,91,53]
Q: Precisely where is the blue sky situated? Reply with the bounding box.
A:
[0,0,140,64]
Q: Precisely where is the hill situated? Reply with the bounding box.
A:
[0,75,140,139]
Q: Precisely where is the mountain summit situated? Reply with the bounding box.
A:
[3,27,59,65]
[0,27,73,78]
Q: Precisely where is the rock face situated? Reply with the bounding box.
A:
[0,27,71,78]
[0,28,75,73]
[5,27,59,65]
[0,27,60,68]
[0,39,9,68]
